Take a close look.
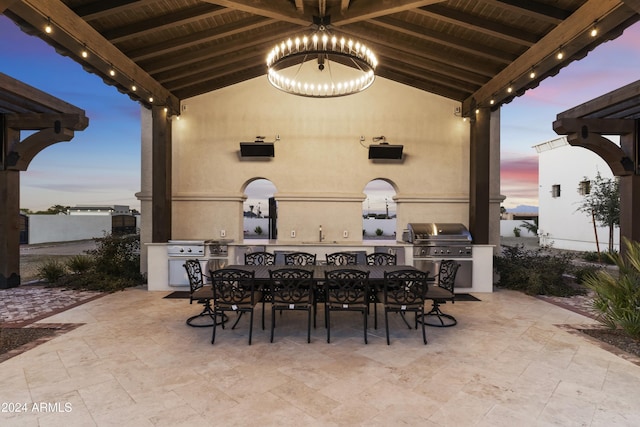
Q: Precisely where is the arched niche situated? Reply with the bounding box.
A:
[242,178,277,240]
[362,179,398,240]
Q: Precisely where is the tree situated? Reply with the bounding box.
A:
[577,172,620,253]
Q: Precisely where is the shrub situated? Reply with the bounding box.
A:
[37,259,67,283]
[254,226,263,235]
[513,227,521,237]
[66,255,93,274]
[582,239,640,339]
[375,228,383,236]
[86,233,143,282]
[494,245,581,296]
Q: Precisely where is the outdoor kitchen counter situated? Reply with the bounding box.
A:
[146,241,494,293]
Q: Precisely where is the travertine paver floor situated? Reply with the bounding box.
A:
[1,286,640,426]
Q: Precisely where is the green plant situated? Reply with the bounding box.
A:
[520,218,538,235]
[513,227,521,237]
[582,239,640,339]
[494,245,581,296]
[254,226,263,235]
[85,233,144,287]
[375,228,383,236]
[66,255,93,274]
[37,259,67,283]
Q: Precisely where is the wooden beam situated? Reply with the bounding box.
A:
[5,113,89,131]
[370,16,516,65]
[414,4,539,46]
[469,107,492,244]
[484,0,570,24]
[0,72,85,115]
[463,0,633,115]
[72,0,161,21]
[557,79,640,119]
[553,118,636,135]
[144,25,301,75]
[151,106,171,243]
[565,132,634,176]
[128,15,274,61]
[0,0,18,13]
[104,3,228,44]
[0,168,20,288]
[7,0,180,112]
[203,0,311,26]
[621,0,640,14]
[331,0,446,26]
[6,127,76,171]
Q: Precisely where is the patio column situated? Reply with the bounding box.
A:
[0,169,20,288]
[618,122,640,250]
[469,107,491,244]
[151,106,172,243]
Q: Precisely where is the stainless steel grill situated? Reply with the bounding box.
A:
[404,223,473,258]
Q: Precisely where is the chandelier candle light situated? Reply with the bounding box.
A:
[266,26,378,98]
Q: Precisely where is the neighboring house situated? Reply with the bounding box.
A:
[535,136,620,252]
[67,205,132,215]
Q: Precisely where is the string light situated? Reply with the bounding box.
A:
[590,22,598,37]
[44,18,52,34]
[529,69,536,79]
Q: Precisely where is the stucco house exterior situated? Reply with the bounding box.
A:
[535,136,620,252]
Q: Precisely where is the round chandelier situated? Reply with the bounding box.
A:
[266,25,378,98]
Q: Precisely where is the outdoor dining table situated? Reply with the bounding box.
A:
[218,264,424,284]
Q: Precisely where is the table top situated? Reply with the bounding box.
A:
[220,264,423,281]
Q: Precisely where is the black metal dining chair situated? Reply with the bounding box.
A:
[183,259,216,327]
[326,252,358,266]
[245,251,276,266]
[284,252,316,266]
[380,269,429,345]
[268,268,314,343]
[366,252,397,266]
[324,269,370,344]
[210,268,260,345]
[245,251,276,330]
[423,260,459,327]
[365,252,397,326]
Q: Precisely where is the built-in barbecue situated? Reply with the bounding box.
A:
[404,223,473,258]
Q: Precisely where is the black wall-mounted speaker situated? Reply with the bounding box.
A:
[240,142,274,157]
[368,144,403,159]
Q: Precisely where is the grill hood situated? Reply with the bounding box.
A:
[404,223,472,244]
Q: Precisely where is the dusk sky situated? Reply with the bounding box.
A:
[2,15,639,212]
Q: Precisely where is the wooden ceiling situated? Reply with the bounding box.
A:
[3,0,640,116]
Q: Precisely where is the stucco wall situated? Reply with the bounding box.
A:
[169,72,472,243]
[537,137,620,252]
[28,215,112,244]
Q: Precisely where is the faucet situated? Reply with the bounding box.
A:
[319,225,324,242]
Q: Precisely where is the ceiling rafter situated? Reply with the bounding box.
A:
[141,24,301,75]
[484,0,570,24]
[5,0,179,112]
[415,3,539,46]
[104,4,228,44]
[338,24,499,78]
[72,0,162,21]
[202,0,312,26]
[463,0,635,112]
[370,15,516,65]
[127,15,276,61]
[329,0,445,26]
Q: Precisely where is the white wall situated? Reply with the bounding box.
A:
[28,215,112,244]
[537,137,620,252]
[500,220,537,237]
